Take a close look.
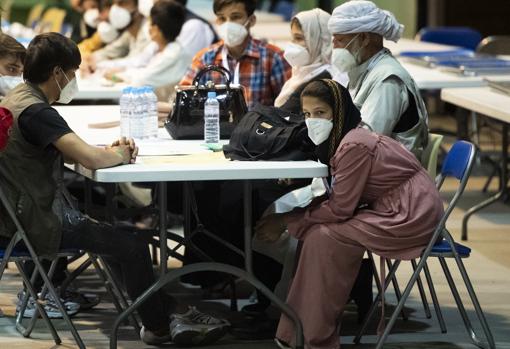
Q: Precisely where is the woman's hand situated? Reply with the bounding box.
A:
[108,137,138,164]
[157,102,172,125]
[255,213,288,243]
[104,68,124,82]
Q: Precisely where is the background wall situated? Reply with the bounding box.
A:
[296,0,418,38]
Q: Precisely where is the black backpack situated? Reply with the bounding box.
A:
[223,104,315,161]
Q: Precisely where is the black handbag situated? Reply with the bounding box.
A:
[223,104,315,161]
[164,65,248,140]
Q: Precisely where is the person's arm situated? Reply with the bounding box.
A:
[287,142,373,240]
[93,31,131,62]
[122,44,191,87]
[359,76,409,136]
[177,20,216,58]
[99,41,158,72]
[53,134,137,170]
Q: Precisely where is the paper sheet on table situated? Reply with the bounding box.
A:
[137,141,211,156]
[139,151,229,164]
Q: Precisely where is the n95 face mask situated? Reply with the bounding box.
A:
[83,8,100,28]
[284,43,311,68]
[306,118,333,145]
[331,34,361,73]
[0,75,23,95]
[218,21,249,47]
[109,5,132,29]
[55,69,79,104]
[97,21,119,43]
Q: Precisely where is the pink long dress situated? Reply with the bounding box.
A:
[277,128,444,349]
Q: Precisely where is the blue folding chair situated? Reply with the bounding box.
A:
[416,27,482,51]
[354,141,495,349]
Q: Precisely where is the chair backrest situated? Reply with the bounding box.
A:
[420,133,444,179]
[476,35,510,55]
[26,3,46,29]
[416,27,482,51]
[436,140,476,221]
[37,7,67,34]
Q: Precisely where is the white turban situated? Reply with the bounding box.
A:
[328,0,404,42]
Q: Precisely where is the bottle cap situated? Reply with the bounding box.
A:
[207,91,217,99]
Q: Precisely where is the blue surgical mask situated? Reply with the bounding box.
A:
[0,75,23,95]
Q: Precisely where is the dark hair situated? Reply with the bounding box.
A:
[213,0,256,16]
[23,33,81,84]
[99,0,113,10]
[174,0,187,7]
[0,33,27,63]
[301,80,336,110]
[150,0,186,43]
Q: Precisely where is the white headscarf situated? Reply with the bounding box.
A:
[328,0,404,42]
[274,9,332,108]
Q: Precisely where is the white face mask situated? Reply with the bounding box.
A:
[97,21,119,43]
[55,69,79,104]
[83,8,100,28]
[218,20,249,47]
[138,0,154,18]
[331,34,361,73]
[283,43,311,68]
[109,5,132,29]
[306,118,333,145]
[0,75,23,95]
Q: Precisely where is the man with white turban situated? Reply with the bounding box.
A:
[328,0,429,158]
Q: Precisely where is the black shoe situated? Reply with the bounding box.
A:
[230,315,278,340]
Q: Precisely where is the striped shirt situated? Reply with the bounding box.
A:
[179,37,291,108]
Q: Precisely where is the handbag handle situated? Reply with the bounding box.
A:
[192,65,232,89]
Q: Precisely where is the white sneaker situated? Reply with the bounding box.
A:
[16,291,79,319]
[176,306,229,326]
[140,326,172,345]
[170,307,229,346]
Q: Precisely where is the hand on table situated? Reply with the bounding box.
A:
[108,137,138,164]
[80,54,97,76]
[104,68,125,82]
[255,213,288,243]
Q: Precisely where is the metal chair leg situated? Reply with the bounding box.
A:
[373,256,430,349]
[14,261,61,345]
[386,259,408,321]
[422,261,447,333]
[15,256,86,348]
[411,259,432,319]
[439,256,495,349]
[368,253,407,321]
[353,260,401,344]
[94,255,141,334]
[23,258,61,337]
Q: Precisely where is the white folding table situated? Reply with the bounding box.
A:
[56,105,327,348]
[441,87,510,241]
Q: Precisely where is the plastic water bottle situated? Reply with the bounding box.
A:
[145,86,159,139]
[204,91,220,143]
[119,87,131,138]
[131,88,146,139]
